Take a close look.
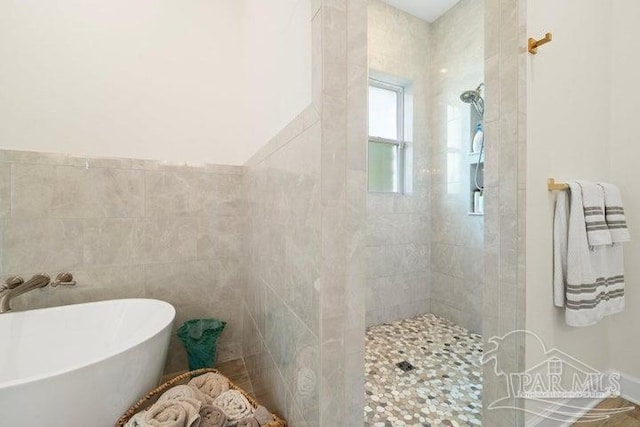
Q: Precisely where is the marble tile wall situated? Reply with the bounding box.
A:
[243,106,323,427]
[0,149,247,374]
[366,0,485,333]
[243,1,368,425]
[366,0,432,327]
[429,0,485,334]
[482,0,527,425]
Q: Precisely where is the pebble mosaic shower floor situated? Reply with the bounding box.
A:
[365,313,483,426]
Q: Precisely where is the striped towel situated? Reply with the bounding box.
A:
[578,181,612,247]
[565,244,626,326]
[599,183,631,243]
[554,182,625,327]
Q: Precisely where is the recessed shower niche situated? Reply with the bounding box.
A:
[464,86,484,215]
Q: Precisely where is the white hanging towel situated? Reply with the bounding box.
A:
[553,183,595,308]
[553,190,571,307]
[599,183,631,243]
[577,181,612,247]
[553,182,626,327]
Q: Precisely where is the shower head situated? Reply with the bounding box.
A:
[460,83,485,116]
[460,90,480,103]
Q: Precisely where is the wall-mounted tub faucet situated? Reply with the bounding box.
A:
[0,273,51,313]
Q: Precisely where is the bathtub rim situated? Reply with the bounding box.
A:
[0,298,175,390]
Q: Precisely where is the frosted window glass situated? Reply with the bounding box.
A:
[369,86,398,140]
[368,141,397,192]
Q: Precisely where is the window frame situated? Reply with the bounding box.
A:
[368,78,405,194]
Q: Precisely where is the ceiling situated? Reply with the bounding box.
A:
[380,0,462,23]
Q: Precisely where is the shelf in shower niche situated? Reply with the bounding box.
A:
[469,161,484,214]
[468,212,484,216]
[467,153,483,165]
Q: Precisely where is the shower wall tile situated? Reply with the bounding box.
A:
[366,213,430,246]
[366,298,431,328]
[429,0,485,335]
[366,244,429,279]
[366,0,432,327]
[366,0,486,369]
[367,0,484,334]
[366,273,430,324]
[0,149,248,373]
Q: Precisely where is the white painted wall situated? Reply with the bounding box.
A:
[240,0,312,159]
[0,0,311,165]
[526,0,612,374]
[607,0,640,379]
[527,0,640,389]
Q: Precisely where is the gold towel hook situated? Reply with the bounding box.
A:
[529,32,553,55]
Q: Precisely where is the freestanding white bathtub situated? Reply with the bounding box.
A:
[0,298,175,427]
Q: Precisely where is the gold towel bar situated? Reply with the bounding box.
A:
[548,178,569,191]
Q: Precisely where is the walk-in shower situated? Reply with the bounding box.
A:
[365,0,485,424]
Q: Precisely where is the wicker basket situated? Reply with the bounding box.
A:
[115,368,286,427]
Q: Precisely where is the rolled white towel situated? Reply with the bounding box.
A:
[199,404,227,427]
[158,385,208,406]
[124,411,147,427]
[212,390,254,426]
[188,373,230,403]
[253,406,274,426]
[235,417,259,427]
[143,397,202,427]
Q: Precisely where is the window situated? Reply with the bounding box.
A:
[368,79,406,193]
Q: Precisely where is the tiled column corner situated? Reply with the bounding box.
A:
[319,0,348,421]
[318,0,367,425]
[482,0,527,425]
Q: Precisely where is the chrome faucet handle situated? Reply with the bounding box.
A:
[51,272,76,288]
[5,276,24,290]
